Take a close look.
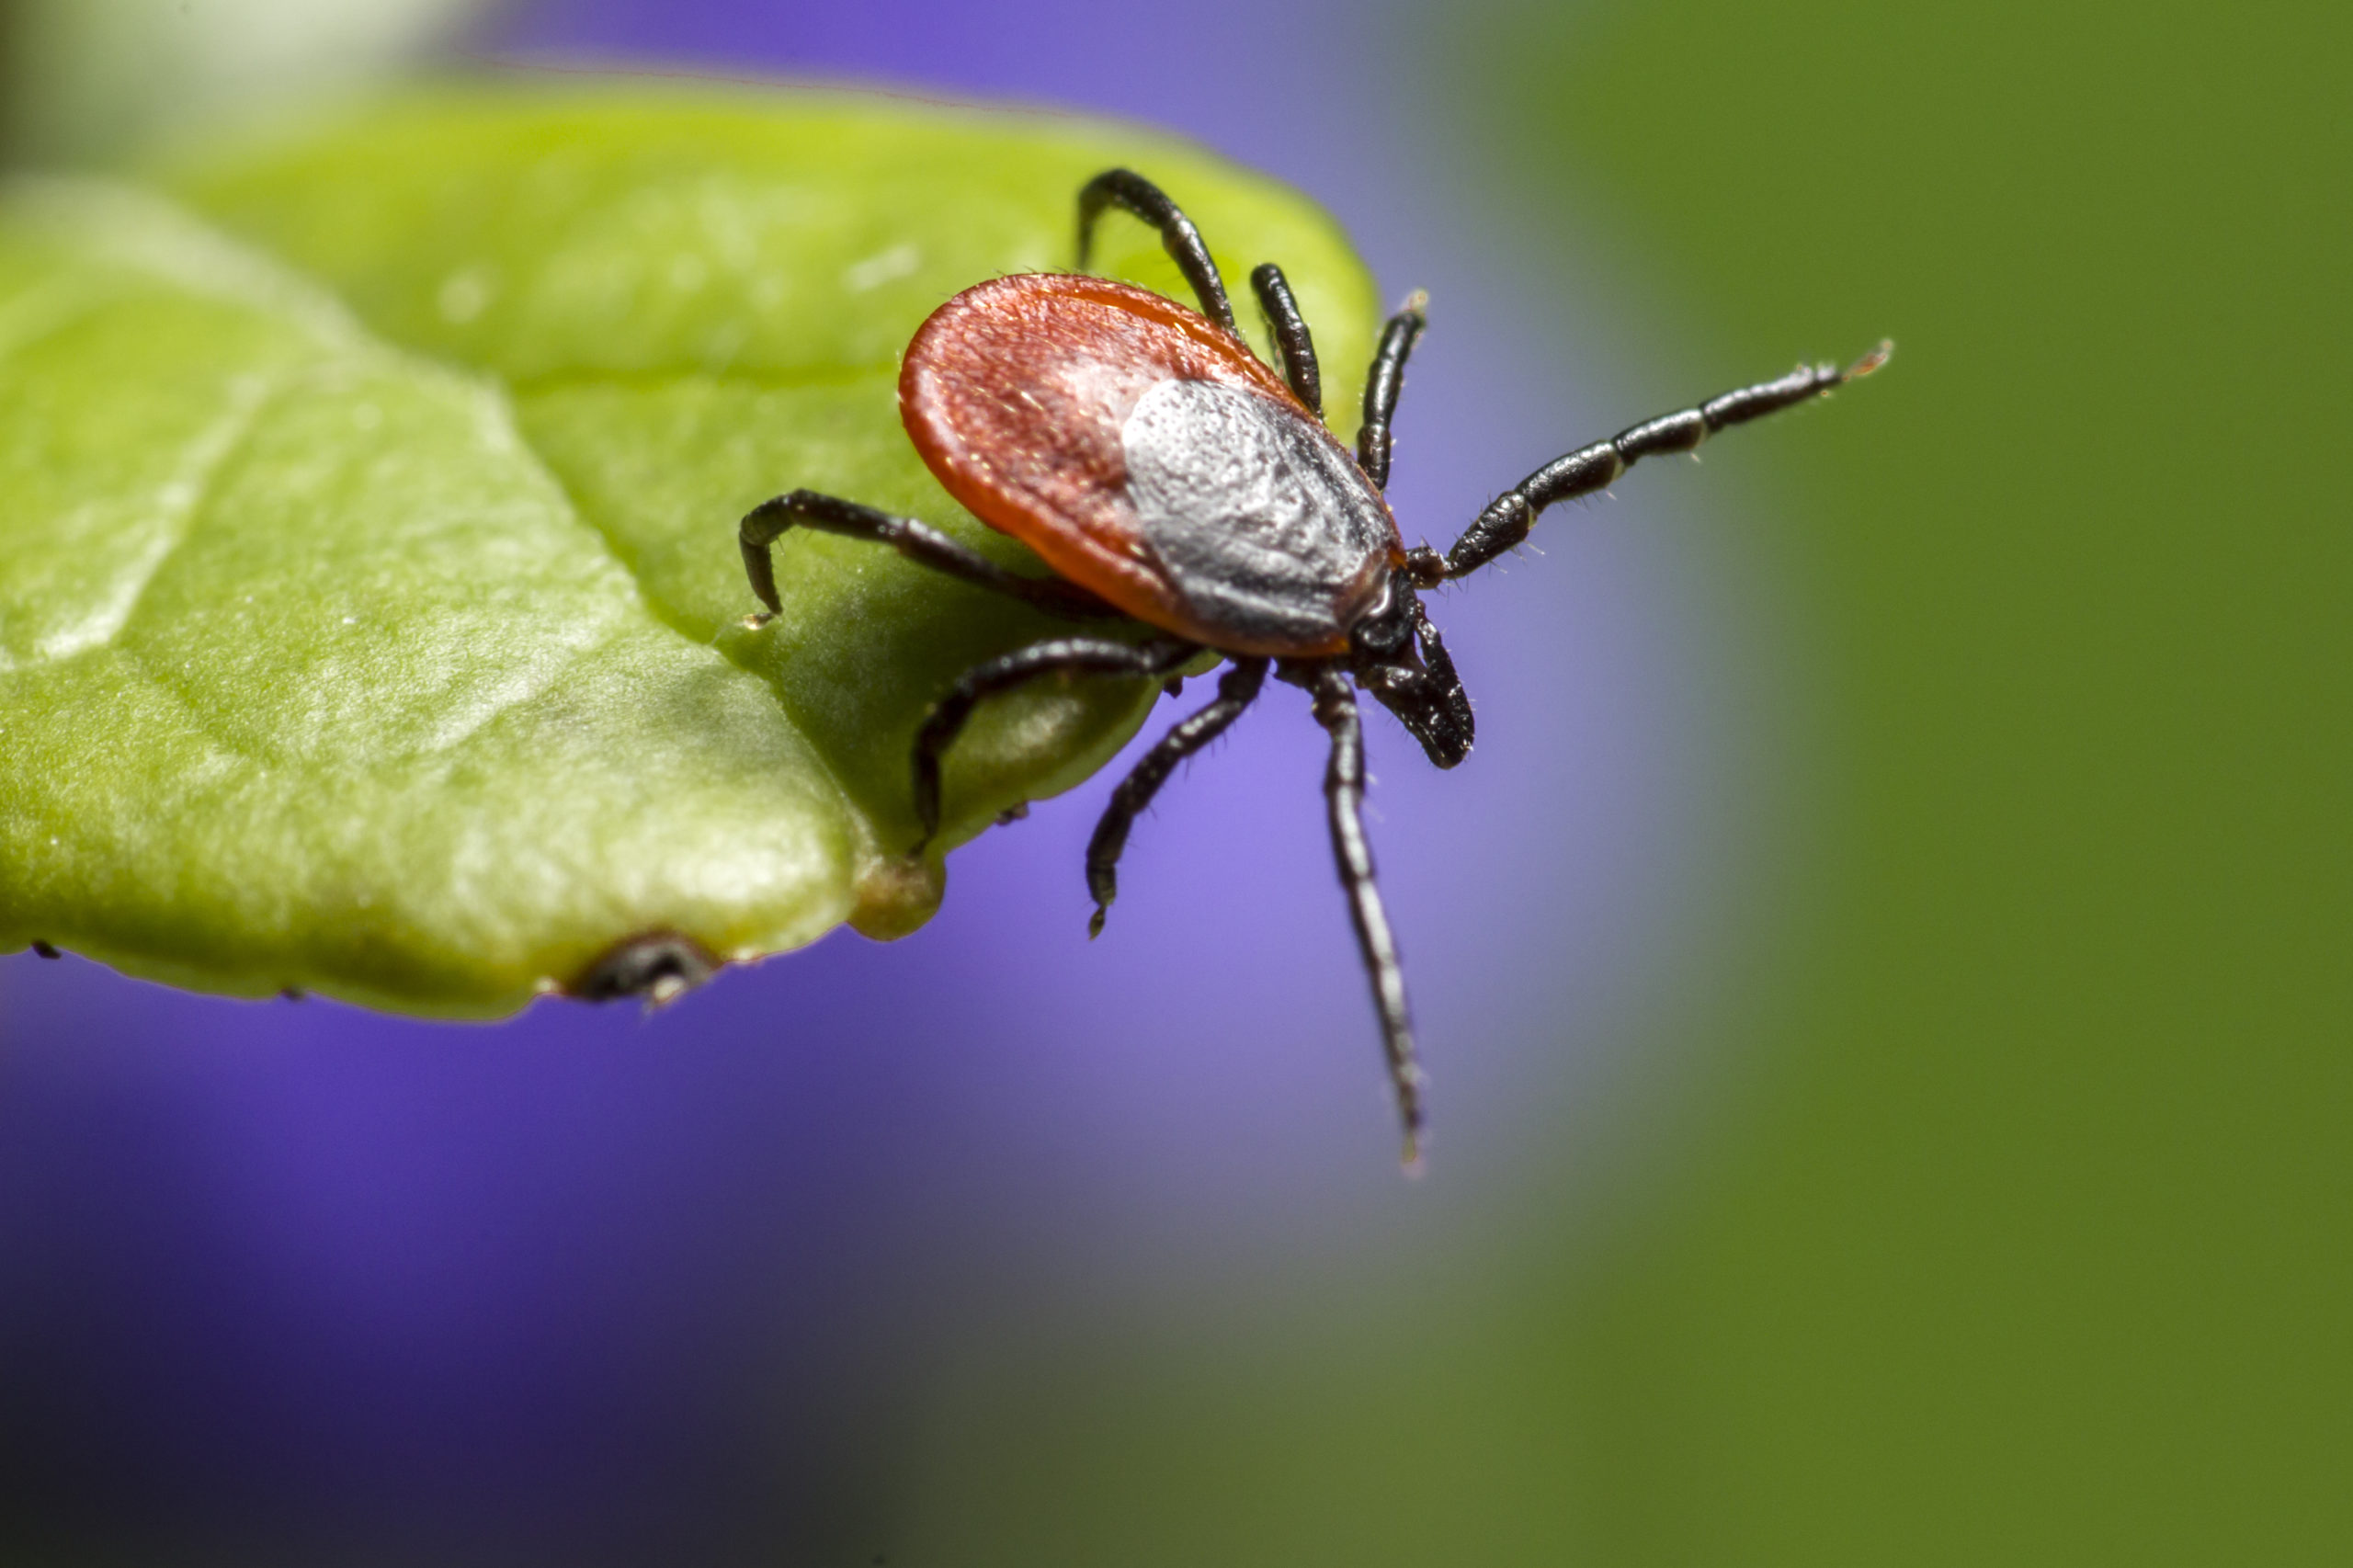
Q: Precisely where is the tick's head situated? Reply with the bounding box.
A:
[1348,577,1474,770]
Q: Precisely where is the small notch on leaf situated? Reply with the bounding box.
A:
[568,931,719,1007]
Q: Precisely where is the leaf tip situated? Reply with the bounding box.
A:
[846,854,946,941]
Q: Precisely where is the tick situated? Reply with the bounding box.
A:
[741,168,1888,1165]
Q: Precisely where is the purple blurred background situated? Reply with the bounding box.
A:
[0,1,1798,1558]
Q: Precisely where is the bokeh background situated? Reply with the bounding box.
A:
[2,0,2345,1562]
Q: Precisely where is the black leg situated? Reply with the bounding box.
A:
[913,636,1199,851]
[1309,666,1427,1168]
[1438,340,1893,580]
[1075,168,1238,336]
[1085,657,1268,937]
[1249,263,1322,416]
[740,489,1116,620]
[1356,291,1428,490]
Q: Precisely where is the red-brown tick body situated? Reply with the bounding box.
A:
[737,166,1888,1165]
[901,273,1404,659]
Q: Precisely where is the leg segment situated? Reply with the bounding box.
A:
[1309,666,1427,1167]
[1439,340,1893,579]
[1356,291,1428,489]
[1075,168,1238,336]
[740,490,1115,620]
[1085,657,1269,937]
[912,637,1199,851]
[1249,263,1323,416]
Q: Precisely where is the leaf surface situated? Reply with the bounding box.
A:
[0,89,1378,1009]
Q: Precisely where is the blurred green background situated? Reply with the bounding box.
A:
[1452,1,2348,1559]
[901,0,2351,1559]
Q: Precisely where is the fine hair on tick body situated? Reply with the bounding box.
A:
[739,166,1891,1167]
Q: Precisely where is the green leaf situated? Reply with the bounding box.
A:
[0,89,1380,1010]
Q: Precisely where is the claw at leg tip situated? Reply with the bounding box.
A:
[1847,338,1895,380]
[1086,905,1108,940]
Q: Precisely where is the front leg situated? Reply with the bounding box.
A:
[1431,340,1893,581]
[1309,665,1427,1168]
[739,489,1117,620]
[911,636,1199,852]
